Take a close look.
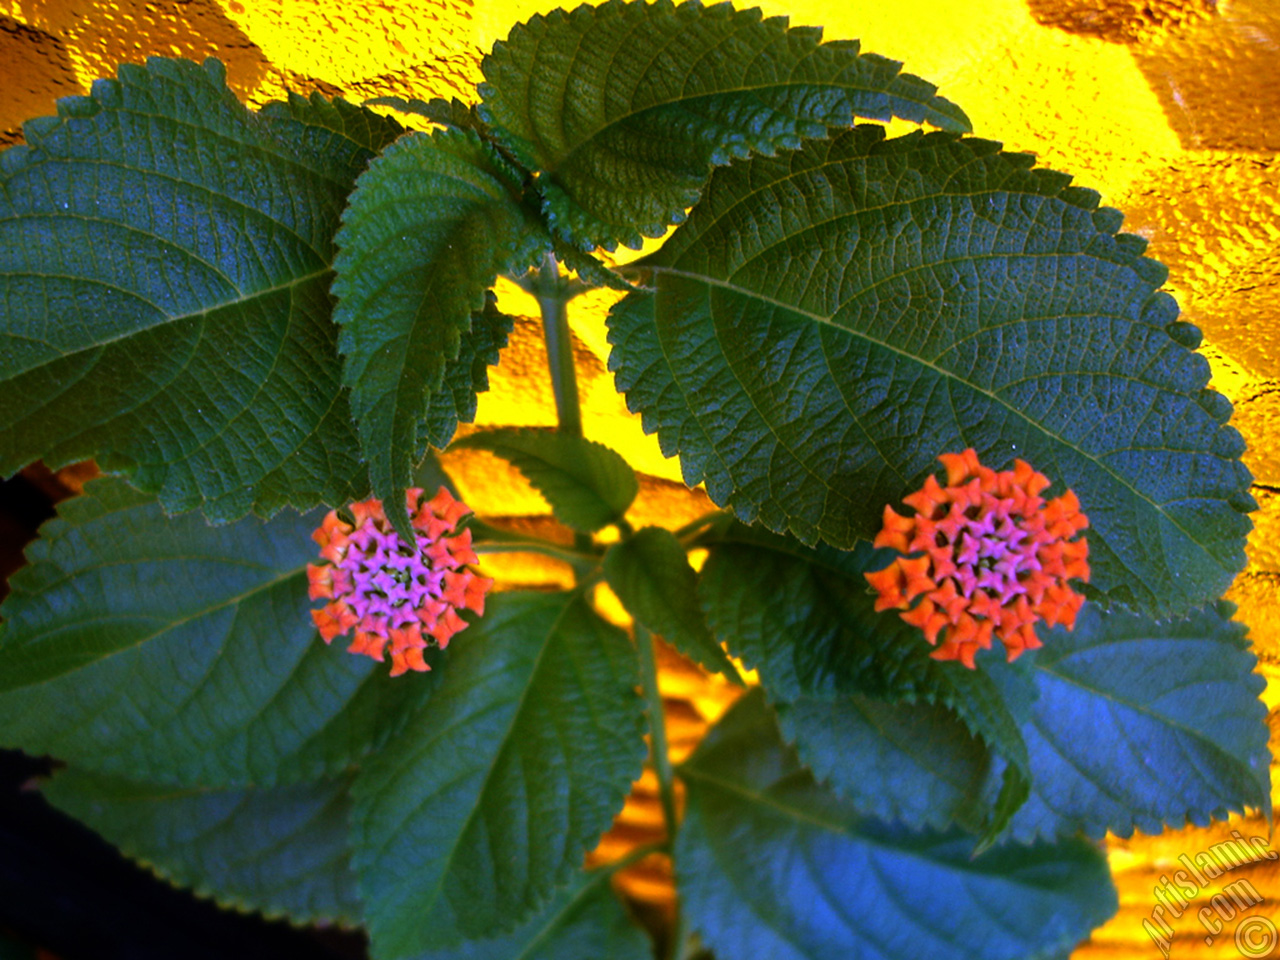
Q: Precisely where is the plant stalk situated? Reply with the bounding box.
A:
[636,621,684,960]
[537,252,583,439]
[635,621,679,851]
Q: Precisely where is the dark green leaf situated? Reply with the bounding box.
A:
[991,602,1272,842]
[697,526,1033,837]
[0,477,430,788]
[452,428,638,532]
[0,57,403,519]
[610,127,1253,615]
[333,127,549,536]
[604,526,737,678]
[43,769,360,926]
[677,689,1117,960]
[479,0,970,250]
[422,293,514,450]
[554,240,639,292]
[351,591,645,959]
[410,865,651,960]
[775,694,991,833]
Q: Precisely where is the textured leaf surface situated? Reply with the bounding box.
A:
[604,526,737,677]
[421,294,513,450]
[676,690,1117,960]
[351,591,645,959]
[0,478,428,787]
[775,694,990,833]
[453,428,638,532]
[411,866,651,960]
[0,58,402,519]
[991,602,1272,842]
[333,128,548,533]
[698,524,1033,836]
[43,769,360,925]
[610,127,1253,614]
[479,0,970,250]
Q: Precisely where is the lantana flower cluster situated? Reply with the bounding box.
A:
[307,486,492,676]
[865,449,1090,668]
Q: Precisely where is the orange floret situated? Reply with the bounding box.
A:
[865,449,1090,668]
[306,486,491,677]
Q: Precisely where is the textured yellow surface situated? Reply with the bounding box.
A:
[2,0,1278,954]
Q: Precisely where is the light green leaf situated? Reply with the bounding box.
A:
[42,769,361,926]
[0,477,431,788]
[0,57,402,520]
[364,95,487,135]
[333,127,548,536]
[452,428,638,532]
[604,526,737,678]
[351,591,645,959]
[990,602,1272,842]
[410,864,651,960]
[676,689,1117,960]
[609,127,1253,615]
[479,0,970,250]
[775,694,991,833]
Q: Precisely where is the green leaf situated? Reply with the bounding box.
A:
[775,694,991,833]
[479,0,970,251]
[677,689,1117,960]
[0,57,403,520]
[364,95,488,135]
[422,293,514,450]
[0,477,430,788]
[333,127,548,536]
[453,428,638,532]
[42,769,361,926]
[991,601,1272,843]
[604,526,737,678]
[609,126,1253,615]
[351,591,645,959]
[554,240,639,292]
[697,525,1033,837]
[410,865,651,960]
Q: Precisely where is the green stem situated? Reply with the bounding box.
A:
[635,621,679,852]
[637,622,684,960]
[673,509,729,544]
[537,252,583,439]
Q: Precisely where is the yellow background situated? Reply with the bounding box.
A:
[2,0,1278,955]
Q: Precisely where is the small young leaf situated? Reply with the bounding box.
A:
[452,428,638,532]
[410,865,651,960]
[42,769,361,926]
[610,127,1253,616]
[676,690,1118,960]
[480,0,970,250]
[333,127,549,536]
[554,240,639,292]
[775,694,991,833]
[0,478,430,788]
[351,591,645,959]
[0,58,402,520]
[604,527,738,678]
[991,602,1272,842]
